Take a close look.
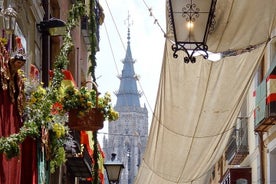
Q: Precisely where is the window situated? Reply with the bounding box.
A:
[236,178,248,184]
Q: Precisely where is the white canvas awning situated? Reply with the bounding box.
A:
[134,0,276,183]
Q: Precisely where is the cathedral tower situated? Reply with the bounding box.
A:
[103,24,148,184]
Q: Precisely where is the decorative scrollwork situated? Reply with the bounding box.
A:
[171,42,208,63]
[182,3,200,22]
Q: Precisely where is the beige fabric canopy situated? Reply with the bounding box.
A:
[134,0,276,183]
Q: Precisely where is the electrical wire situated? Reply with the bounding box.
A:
[98,131,148,138]
[102,0,167,120]
[103,0,126,52]
[103,22,120,74]
[103,0,136,109]
[141,0,166,37]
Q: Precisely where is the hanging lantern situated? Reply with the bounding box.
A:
[37,18,66,36]
[104,153,124,184]
[3,5,17,34]
[168,0,217,63]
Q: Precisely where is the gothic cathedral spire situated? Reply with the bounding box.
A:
[104,14,148,184]
[115,19,141,107]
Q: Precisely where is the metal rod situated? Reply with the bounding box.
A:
[42,0,50,87]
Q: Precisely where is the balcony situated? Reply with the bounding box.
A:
[65,131,93,178]
[255,74,276,132]
[66,145,93,178]
[225,121,248,165]
[81,0,102,51]
[81,15,91,48]
[219,167,251,184]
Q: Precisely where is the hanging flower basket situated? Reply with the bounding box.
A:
[62,81,119,131]
[67,81,106,131]
[68,108,104,131]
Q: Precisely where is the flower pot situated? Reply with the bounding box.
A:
[68,108,104,131]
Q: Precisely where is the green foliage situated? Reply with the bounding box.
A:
[89,0,98,81]
[60,84,119,121]
[0,0,113,180]
[0,0,85,172]
[61,85,97,112]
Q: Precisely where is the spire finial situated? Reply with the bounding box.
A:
[124,11,133,43]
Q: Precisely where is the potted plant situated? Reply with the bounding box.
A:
[60,83,119,131]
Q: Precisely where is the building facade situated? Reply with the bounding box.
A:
[209,28,276,184]
[0,0,106,184]
[103,27,148,184]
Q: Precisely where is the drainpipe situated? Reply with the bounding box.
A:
[258,132,265,184]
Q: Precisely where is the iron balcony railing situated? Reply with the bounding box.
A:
[65,131,93,178]
[225,119,249,165]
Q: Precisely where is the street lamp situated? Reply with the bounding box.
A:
[1,5,17,53]
[2,5,17,34]
[37,18,66,36]
[168,0,217,63]
[36,17,66,87]
[104,153,124,184]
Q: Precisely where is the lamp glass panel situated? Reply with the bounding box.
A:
[48,26,66,36]
[4,16,16,34]
[173,13,190,42]
[11,17,16,30]
[106,165,123,181]
[4,16,10,30]
[193,0,213,12]
[171,0,212,45]
[191,12,209,41]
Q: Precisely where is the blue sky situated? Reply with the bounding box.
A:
[95,0,166,140]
